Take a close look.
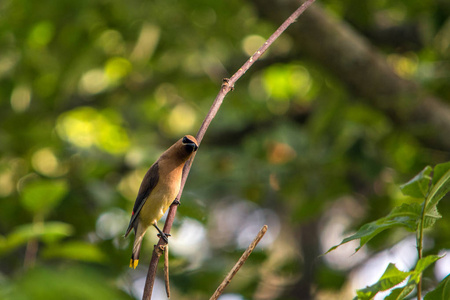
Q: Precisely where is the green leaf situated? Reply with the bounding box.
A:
[424,274,450,300]
[0,222,73,255]
[432,162,450,185]
[385,283,415,300]
[425,167,450,214]
[409,255,442,283]
[355,263,410,300]
[423,205,442,229]
[326,203,421,254]
[400,166,433,198]
[20,179,69,215]
[42,241,106,263]
[327,162,450,255]
[377,255,442,300]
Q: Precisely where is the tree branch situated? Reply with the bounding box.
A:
[209,225,268,300]
[141,1,317,299]
[163,245,170,298]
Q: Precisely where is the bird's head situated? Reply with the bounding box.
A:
[182,135,198,153]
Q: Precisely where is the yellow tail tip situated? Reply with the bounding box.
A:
[129,259,139,269]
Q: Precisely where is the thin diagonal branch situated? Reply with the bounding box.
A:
[142,1,316,299]
[209,225,268,300]
[163,245,170,298]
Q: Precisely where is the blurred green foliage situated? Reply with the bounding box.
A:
[0,0,449,299]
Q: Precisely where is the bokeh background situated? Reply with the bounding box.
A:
[1,0,450,299]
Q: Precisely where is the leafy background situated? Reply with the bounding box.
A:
[0,0,449,299]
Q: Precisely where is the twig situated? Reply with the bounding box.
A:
[163,245,170,298]
[143,244,164,299]
[209,225,268,300]
[142,1,316,299]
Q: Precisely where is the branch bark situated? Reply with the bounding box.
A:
[253,0,450,151]
[209,225,268,300]
[141,1,317,299]
[163,245,170,298]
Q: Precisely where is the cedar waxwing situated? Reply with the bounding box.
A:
[125,135,198,269]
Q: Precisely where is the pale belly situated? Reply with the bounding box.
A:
[138,180,180,228]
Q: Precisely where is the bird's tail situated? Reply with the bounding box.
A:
[130,234,143,269]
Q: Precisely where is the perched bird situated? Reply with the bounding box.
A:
[125,135,198,269]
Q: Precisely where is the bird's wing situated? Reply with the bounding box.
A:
[124,162,160,237]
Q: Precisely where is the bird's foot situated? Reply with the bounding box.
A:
[157,232,171,243]
[154,223,171,243]
[172,198,181,206]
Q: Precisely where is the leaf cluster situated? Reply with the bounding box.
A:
[327,162,450,299]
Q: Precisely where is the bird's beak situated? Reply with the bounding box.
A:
[185,142,198,153]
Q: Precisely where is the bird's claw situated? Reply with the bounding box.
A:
[157,232,171,243]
